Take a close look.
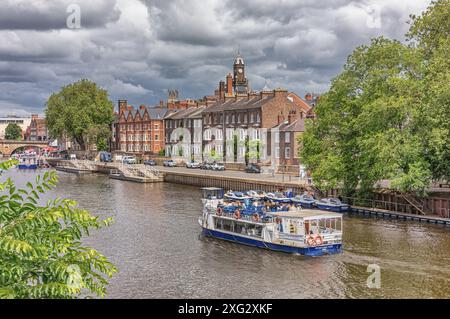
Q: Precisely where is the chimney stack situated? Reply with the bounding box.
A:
[118,100,128,113]
[277,113,284,125]
[274,88,288,99]
[226,73,233,96]
[219,80,225,101]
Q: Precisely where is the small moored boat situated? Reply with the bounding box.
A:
[224,191,251,202]
[246,190,267,201]
[291,193,317,208]
[265,192,291,203]
[315,198,349,212]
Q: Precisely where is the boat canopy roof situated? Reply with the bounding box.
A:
[269,209,342,220]
[201,187,224,191]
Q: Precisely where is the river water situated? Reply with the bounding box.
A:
[5,169,450,299]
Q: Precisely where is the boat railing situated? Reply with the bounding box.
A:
[210,209,274,223]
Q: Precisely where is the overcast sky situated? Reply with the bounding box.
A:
[0,0,431,116]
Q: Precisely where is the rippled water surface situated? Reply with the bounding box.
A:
[7,169,450,298]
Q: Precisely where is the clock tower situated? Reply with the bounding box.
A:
[233,51,249,94]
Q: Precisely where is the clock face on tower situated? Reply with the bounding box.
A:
[238,68,243,74]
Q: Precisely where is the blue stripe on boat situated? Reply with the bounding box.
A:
[202,228,342,257]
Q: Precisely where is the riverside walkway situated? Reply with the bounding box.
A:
[45,158,450,223]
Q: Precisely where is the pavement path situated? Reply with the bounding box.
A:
[153,165,308,185]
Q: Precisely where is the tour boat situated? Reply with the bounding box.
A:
[246,190,267,201]
[199,188,343,257]
[17,153,38,170]
[265,192,291,203]
[315,198,349,212]
[291,193,317,208]
[224,191,252,202]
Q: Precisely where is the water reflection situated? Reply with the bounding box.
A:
[3,169,450,299]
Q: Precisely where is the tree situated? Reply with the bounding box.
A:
[5,123,22,140]
[0,160,117,299]
[406,0,450,184]
[300,0,450,197]
[45,79,114,151]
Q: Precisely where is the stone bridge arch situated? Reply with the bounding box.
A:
[0,140,49,156]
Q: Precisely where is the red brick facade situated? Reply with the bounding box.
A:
[115,100,169,155]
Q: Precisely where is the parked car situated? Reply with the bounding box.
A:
[245,163,261,173]
[211,163,225,171]
[144,159,157,166]
[123,156,137,164]
[163,160,177,167]
[186,161,201,169]
[201,162,213,170]
[99,152,113,163]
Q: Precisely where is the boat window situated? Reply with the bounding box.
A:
[336,218,342,231]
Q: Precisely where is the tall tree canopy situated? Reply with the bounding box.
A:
[45,79,114,151]
[4,123,22,140]
[300,0,449,197]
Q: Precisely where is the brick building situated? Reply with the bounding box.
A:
[25,114,48,141]
[115,100,170,156]
[164,106,205,158]
[160,52,314,173]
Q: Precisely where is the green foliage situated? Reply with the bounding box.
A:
[203,149,222,162]
[158,149,165,157]
[0,160,116,299]
[5,124,22,140]
[45,79,114,151]
[96,138,108,152]
[300,1,450,197]
[247,139,264,163]
[407,0,450,58]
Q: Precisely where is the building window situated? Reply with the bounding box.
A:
[256,113,261,123]
[276,147,280,159]
[226,128,234,140]
[275,132,279,143]
[216,129,223,141]
[155,124,159,130]
[285,133,290,143]
[250,113,254,123]
[285,147,291,159]
[217,144,223,155]
[155,135,159,141]
[239,129,246,141]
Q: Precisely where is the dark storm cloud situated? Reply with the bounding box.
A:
[0,0,120,30]
[0,0,431,116]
